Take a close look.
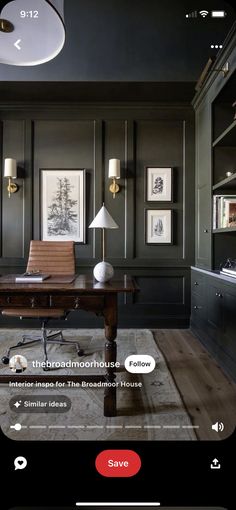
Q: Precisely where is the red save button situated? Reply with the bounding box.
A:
[95,449,141,477]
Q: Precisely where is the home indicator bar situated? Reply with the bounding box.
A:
[76,504,161,507]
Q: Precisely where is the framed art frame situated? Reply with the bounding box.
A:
[224,198,236,228]
[145,209,173,245]
[145,166,173,202]
[41,169,86,243]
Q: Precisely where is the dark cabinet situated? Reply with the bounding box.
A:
[191,293,206,322]
[195,101,212,269]
[191,28,236,380]
[191,268,236,381]
[193,33,236,271]
[191,272,206,322]
[196,184,211,267]
[222,291,236,361]
[191,270,207,341]
[191,269,205,297]
[207,283,223,338]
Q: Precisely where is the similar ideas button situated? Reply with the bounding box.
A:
[125,354,156,373]
[95,449,141,477]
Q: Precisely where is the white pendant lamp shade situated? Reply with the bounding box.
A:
[0,0,65,66]
[89,204,119,229]
[108,159,120,179]
[4,158,17,178]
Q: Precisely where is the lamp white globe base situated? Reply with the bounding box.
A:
[93,261,114,283]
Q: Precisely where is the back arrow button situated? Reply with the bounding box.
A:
[14,39,21,50]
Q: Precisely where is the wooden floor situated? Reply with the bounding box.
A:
[152,329,236,440]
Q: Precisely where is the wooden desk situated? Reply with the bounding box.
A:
[0,274,137,417]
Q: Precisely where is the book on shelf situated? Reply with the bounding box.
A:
[213,194,236,229]
[15,272,50,283]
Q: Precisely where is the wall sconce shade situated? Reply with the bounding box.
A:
[108,158,120,198]
[4,158,17,178]
[108,159,120,179]
[89,204,119,282]
[4,158,19,197]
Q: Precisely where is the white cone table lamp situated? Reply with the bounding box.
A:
[89,204,119,282]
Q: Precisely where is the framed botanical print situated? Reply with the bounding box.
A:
[41,169,86,243]
[145,167,173,202]
[145,209,173,245]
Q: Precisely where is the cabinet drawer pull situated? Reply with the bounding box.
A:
[203,229,208,233]
[7,296,11,304]
[74,297,80,309]
[30,297,35,308]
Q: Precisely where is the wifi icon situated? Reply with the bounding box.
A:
[199,10,209,17]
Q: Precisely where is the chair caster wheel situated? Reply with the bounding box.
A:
[1,356,9,365]
[77,349,84,357]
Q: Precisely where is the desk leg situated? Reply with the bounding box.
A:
[104,293,117,417]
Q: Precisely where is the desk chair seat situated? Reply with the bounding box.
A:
[1,241,84,370]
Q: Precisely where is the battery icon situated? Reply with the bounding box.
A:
[211,10,227,17]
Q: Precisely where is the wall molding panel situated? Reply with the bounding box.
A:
[0,103,195,327]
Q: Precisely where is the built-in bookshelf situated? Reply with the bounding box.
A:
[212,188,236,231]
[212,119,236,147]
[212,70,236,269]
[212,171,236,191]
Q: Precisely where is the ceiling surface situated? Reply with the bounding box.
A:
[0,0,235,104]
[0,0,235,83]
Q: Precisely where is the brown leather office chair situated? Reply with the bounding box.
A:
[1,241,84,370]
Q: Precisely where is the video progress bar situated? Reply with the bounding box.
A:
[76,504,161,507]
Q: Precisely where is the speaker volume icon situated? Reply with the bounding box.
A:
[212,421,224,432]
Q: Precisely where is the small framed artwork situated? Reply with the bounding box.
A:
[145,166,173,202]
[41,169,86,243]
[224,198,236,227]
[145,209,173,245]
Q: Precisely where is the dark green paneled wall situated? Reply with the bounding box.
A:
[0,103,195,327]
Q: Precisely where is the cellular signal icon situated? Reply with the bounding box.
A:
[199,10,209,17]
[186,11,198,18]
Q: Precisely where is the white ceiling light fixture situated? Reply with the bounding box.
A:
[0,0,65,66]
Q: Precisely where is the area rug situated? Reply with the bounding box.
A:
[0,329,197,440]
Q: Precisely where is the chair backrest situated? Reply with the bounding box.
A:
[26,241,75,275]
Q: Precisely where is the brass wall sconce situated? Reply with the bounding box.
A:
[195,59,229,92]
[108,159,120,198]
[213,61,229,77]
[4,158,19,198]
